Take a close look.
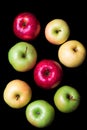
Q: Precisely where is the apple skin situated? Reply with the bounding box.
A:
[3,79,32,109]
[54,85,80,113]
[13,12,41,41]
[25,99,55,128]
[33,59,63,89]
[45,19,70,45]
[8,41,37,72]
[58,40,86,68]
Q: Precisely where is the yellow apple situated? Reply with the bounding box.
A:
[58,40,86,67]
[3,79,32,109]
[45,19,70,45]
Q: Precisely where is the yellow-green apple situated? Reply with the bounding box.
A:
[33,59,63,90]
[8,41,37,72]
[45,19,70,45]
[25,99,55,128]
[3,79,32,109]
[54,85,80,113]
[13,12,41,41]
[58,40,86,68]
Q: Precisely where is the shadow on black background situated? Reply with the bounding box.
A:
[0,0,87,129]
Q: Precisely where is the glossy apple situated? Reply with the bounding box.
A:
[54,85,80,113]
[58,40,86,67]
[45,19,70,45]
[34,59,63,89]
[13,12,41,40]
[8,41,37,72]
[25,99,55,128]
[3,79,32,109]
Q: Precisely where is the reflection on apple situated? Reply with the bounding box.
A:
[25,99,55,128]
[34,59,63,90]
[8,41,37,72]
[3,79,32,109]
[54,85,80,113]
[58,40,86,68]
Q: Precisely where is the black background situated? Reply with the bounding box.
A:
[0,0,87,129]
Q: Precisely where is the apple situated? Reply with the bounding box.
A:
[8,41,37,72]
[3,79,32,109]
[33,59,63,89]
[45,19,70,45]
[54,85,80,113]
[25,99,55,128]
[58,40,86,68]
[13,12,41,41]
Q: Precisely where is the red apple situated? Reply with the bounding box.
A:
[13,12,41,41]
[33,59,63,90]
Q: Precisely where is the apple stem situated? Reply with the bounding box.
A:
[25,46,28,54]
[36,111,40,115]
[67,95,78,101]
[22,47,28,58]
[69,95,74,100]
[16,94,20,100]
[22,21,26,27]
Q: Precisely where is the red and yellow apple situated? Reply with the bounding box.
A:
[45,19,70,45]
[3,79,32,109]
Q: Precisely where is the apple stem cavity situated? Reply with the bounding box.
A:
[72,47,78,52]
[44,69,50,76]
[34,110,41,118]
[22,47,28,58]
[55,29,61,34]
[22,21,27,27]
[67,94,77,101]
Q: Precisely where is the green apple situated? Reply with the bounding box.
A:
[58,40,86,68]
[8,41,37,72]
[25,100,55,128]
[45,19,70,45]
[3,79,32,109]
[54,85,80,113]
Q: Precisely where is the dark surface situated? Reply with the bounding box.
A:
[0,0,87,129]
